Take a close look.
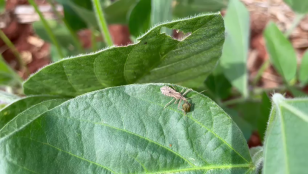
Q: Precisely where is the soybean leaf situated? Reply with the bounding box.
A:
[173,0,229,18]
[220,0,250,98]
[288,86,307,97]
[0,83,254,173]
[0,96,64,129]
[0,55,22,87]
[263,94,308,174]
[151,0,173,35]
[128,0,151,38]
[24,13,225,96]
[283,0,308,14]
[0,98,68,139]
[205,73,232,100]
[249,146,263,174]
[232,93,271,141]
[224,107,253,140]
[264,22,297,83]
[299,50,308,85]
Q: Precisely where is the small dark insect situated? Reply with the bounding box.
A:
[144,42,147,44]
[182,101,191,115]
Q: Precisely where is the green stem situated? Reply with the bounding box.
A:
[91,0,113,47]
[47,0,84,53]
[252,59,270,85]
[285,13,305,38]
[0,30,29,75]
[28,0,64,58]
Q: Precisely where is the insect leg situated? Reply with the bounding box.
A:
[178,99,182,110]
[174,99,179,104]
[183,89,192,96]
[164,98,175,108]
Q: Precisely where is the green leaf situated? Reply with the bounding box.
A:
[24,13,225,96]
[0,83,254,173]
[173,0,229,18]
[0,98,68,139]
[151,0,173,35]
[283,0,308,14]
[263,94,308,174]
[299,50,308,85]
[220,0,250,97]
[0,0,5,13]
[32,20,79,54]
[231,93,271,141]
[288,86,307,97]
[259,93,271,141]
[0,55,22,87]
[0,96,65,129]
[223,107,253,140]
[128,0,151,38]
[249,146,263,174]
[264,22,297,83]
[205,73,232,100]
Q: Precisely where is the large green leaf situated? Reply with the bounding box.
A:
[23,13,225,96]
[299,50,308,85]
[0,95,64,129]
[173,0,229,18]
[0,55,21,87]
[0,98,68,139]
[263,94,308,174]
[220,0,250,98]
[264,22,297,83]
[283,0,308,14]
[0,84,254,173]
[128,0,151,38]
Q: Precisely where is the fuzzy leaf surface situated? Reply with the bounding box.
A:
[0,84,254,173]
[23,13,225,96]
[263,94,308,174]
[0,96,64,129]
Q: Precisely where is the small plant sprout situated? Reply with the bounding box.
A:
[160,85,192,114]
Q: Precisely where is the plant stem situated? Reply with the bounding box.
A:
[91,0,113,47]
[47,0,84,53]
[0,30,29,75]
[252,59,270,85]
[285,13,305,38]
[28,0,64,58]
